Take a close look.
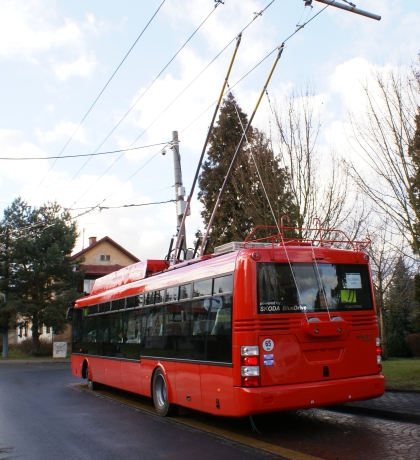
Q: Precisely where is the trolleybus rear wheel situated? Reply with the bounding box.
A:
[152,369,177,417]
[86,366,98,391]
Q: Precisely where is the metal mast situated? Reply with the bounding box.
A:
[171,131,187,261]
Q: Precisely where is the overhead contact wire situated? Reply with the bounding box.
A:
[199,1,335,255]
[91,1,277,215]
[129,0,276,149]
[0,142,170,160]
[67,3,222,210]
[71,0,332,221]
[29,0,166,203]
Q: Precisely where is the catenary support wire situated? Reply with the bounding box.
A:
[28,0,166,203]
[68,0,380,221]
[0,142,170,161]
[66,0,322,222]
[67,0,276,214]
[65,3,223,209]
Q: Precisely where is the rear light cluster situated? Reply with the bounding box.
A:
[241,346,260,387]
[376,337,382,372]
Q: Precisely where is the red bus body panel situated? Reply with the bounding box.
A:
[232,374,385,417]
[71,243,385,417]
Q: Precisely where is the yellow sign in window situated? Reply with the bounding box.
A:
[341,290,357,303]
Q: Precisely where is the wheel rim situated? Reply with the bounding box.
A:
[86,368,93,389]
[154,374,167,408]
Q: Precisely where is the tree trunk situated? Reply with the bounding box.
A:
[32,313,40,353]
[2,331,8,358]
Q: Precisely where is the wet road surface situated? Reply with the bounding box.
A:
[0,363,280,460]
[0,362,419,460]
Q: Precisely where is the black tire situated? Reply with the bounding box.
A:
[86,367,98,391]
[152,369,177,417]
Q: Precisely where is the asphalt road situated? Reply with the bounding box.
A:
[0,363,280,460]
[1,362,419,460]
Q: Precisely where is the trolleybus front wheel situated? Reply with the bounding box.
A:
[152,369,177,417]
[86,366,98,391]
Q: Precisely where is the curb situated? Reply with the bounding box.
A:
[386,388,420,394]
[0,359,71,364]
[327,404,420,424]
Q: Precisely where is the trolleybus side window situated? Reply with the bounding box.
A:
[144,292,154,305]
[88,305,98,315]
[179,284,191,299]
[154,289,165,304]
[126,295,140,309]
[73,273,233,363]
[166,286,178,302]
[97,314,109,343]
[213,274,233,294]
[193,279,212,297]
[109,313,123,343]
[98,302,110,314]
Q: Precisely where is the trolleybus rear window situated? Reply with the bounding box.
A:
[258,263,373,314]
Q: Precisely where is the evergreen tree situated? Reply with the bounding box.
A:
[411,274,420,333]
[0,198,82,352]
[0,215,16,347]
[408,110,420,252]
[385,258,413,357]
[198,93,295,252]
[408,83,420,332]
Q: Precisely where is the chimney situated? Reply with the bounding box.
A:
[89,237,97,246]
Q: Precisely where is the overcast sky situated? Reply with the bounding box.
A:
[1,0,419,261]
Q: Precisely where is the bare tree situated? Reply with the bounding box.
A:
[345,64,420,255]
[270,86,351,233]
[364,217,406,359]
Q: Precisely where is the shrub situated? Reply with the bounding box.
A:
[406,334,420,357]
[12,338,53,357]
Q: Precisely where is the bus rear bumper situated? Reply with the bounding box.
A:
[233,374,385,417]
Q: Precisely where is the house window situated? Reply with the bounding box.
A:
[46,326,51,334]
[84,279,96,294]
[100,254,111,261]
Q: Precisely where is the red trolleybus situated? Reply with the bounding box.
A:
[70,225,385,417]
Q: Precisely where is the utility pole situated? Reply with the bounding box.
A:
[171,131,188,262]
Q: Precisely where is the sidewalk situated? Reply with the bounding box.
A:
[329,390,420,424]
[0,358,71,364]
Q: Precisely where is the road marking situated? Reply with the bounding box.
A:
[71,384,323,460]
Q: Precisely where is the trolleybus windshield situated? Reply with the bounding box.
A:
[258,263,373,314]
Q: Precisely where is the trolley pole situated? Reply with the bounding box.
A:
[314,0,381,21]
[171,131,187,262]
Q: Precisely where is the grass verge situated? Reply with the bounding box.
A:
[0,350,71,359]
[382,358,420,391]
